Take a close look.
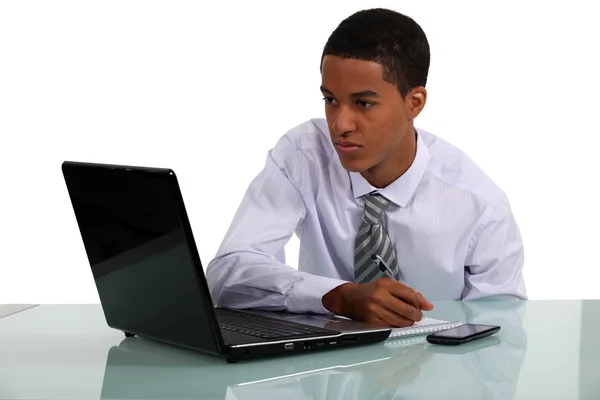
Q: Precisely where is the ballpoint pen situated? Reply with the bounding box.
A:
[370,253,420,312]
[370,254,395,279]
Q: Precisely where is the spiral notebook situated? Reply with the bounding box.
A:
[387,317,464,339]
[384,335,428,348]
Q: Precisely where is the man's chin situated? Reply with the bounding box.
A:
[338,157,368,173]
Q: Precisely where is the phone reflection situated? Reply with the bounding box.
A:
[99,300,527,400]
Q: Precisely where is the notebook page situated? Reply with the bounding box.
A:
[411,317,447,328]
[384,335,428,348]
[388,317,464,339]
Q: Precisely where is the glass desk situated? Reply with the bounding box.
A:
[1,300,598,399]
[0,304,36,319]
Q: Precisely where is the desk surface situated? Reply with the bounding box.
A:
[0,304,37,319]
[1,300,599,399]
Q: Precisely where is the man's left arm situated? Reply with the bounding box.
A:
[463,198,527,300]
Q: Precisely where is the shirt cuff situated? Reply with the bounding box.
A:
[286,273,349,315]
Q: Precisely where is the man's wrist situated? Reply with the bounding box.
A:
[322,282,357,315]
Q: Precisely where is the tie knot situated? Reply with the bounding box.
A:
[362,193,391,224]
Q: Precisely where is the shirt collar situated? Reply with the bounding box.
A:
[349,129,430,207]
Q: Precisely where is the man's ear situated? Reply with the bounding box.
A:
[407,87,427,119]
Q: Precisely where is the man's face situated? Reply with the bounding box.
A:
[320,55,423,174]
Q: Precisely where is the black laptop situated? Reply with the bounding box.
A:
[61,161,391,362]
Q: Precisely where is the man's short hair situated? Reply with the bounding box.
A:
[321,8,430,97]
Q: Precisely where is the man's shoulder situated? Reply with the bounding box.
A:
[419,127,507,207]
[271,118,334,161]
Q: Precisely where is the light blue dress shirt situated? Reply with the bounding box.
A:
[206,118,527,314]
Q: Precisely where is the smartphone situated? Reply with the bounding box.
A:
[426,323,500,346]
[427,336,501,354]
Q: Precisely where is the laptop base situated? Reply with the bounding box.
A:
[223,329,390,362]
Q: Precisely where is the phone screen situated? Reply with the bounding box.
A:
[431,324,498,339]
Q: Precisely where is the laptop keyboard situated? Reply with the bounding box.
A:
[216,308,336,340]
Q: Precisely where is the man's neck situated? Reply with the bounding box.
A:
[361,129,417,189]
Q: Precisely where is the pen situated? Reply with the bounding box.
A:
[370,254,421,312]
[370,254,395,279]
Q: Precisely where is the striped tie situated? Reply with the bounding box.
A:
[354,193,400,283]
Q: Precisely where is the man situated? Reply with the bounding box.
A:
[206,8,526,328]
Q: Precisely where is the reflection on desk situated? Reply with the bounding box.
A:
[100,300,527,400]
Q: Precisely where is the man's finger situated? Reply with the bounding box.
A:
[378,307,415,328]
[379,291,422,322]
[417,292,434,311]
[384,280,422,312]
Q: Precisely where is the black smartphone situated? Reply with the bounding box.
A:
[426,323,500,346]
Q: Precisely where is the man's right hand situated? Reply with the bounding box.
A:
[321,279,434,327]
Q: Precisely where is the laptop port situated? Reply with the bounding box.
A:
[315,341,325,347]
[303,342,311,349]
[284,343,294,350]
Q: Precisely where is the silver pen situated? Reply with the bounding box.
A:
[370,254,395,279]
[371,254,420,312]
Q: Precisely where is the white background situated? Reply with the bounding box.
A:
[1,0,599,304]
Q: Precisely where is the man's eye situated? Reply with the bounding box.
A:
[323,97,337,105]
[357,101,374,108]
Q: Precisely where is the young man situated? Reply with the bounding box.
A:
[206,8,526,328]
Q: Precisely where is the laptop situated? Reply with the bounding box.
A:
[61,161,391,362]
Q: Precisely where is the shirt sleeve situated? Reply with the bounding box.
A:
[205,136,348,314]
[463,198,527,300]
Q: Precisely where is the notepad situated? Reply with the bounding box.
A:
[387,317,464,339]
[384,335,428,348]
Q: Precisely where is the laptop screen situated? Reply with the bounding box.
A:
[62,162,224,353]
[63,165,181,276]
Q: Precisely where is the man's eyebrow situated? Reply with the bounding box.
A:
[320,86,334,96]
[350,90,380,98]
[320,86,381,98]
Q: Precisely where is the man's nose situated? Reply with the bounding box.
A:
[331,106,357,135]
